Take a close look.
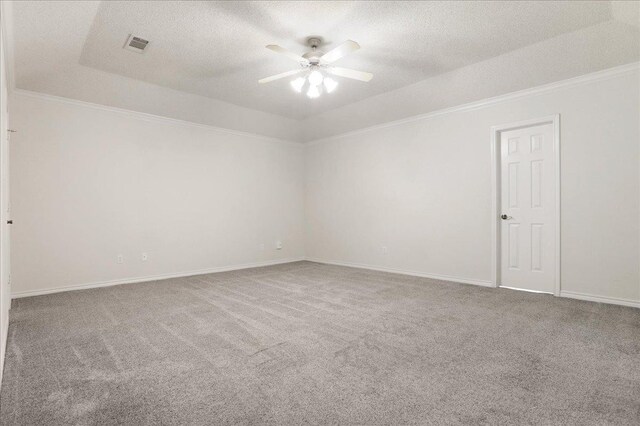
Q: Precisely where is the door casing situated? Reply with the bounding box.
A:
[490,115,560,296]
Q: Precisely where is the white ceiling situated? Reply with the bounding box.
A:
[7,0,635,121]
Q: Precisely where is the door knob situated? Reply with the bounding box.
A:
[501,214,512,220]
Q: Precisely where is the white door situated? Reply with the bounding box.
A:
[0,29,9,377]
[500,122,556,293]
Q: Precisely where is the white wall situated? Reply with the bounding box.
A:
[6,63,640,308]
[305,66,640,305]
[9,92,305,297]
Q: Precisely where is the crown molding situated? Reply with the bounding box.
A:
[5,6,638,149]
[306,62,640,145]
[12,89,301,146]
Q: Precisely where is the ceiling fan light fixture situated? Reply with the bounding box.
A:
[307,85,320,99]
[259,38,372,99]
[290,77,305,93]
[308,70,324,86]
[323,77,338,93]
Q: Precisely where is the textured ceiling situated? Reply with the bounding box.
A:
[9,1,622,120]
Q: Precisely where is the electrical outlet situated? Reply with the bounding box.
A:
[276,240,283,250]
[260,243,265,251]
[381,246,389,255]
[141,252,148,262]
[117,254,124,264]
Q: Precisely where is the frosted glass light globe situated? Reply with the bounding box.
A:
[308,70,324,86]
[290,77,305,93]
[307,84,320,99]
[323,77,338,93]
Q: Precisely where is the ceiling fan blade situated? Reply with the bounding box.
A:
[258,68,304,84]
[320,40,360,64]
[327,67,373,82]
[266,45,309,64]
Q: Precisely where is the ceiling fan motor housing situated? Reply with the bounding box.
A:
[307,37,322,49]
[303,37,324,64]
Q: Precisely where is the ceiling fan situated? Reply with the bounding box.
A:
[258,37,373,99]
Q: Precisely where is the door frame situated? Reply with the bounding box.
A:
[490,114,561,296]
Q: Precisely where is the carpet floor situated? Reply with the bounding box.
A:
[0,261,639,425]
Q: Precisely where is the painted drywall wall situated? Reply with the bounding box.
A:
[7,63,640,308]
[305,67,640,305]
[9,92,305,296]
[0,15,10,383]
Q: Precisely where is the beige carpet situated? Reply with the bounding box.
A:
[1,261,639,425]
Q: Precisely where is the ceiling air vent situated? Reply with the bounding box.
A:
[123,35,149,53]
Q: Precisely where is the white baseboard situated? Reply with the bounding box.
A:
[305,257,495,288]
[560,291,640,309]
[306,258,640,309]
[12,257,639,310]
[11,257,306,299]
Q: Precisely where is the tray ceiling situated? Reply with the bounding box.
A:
[9,1,626,120]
